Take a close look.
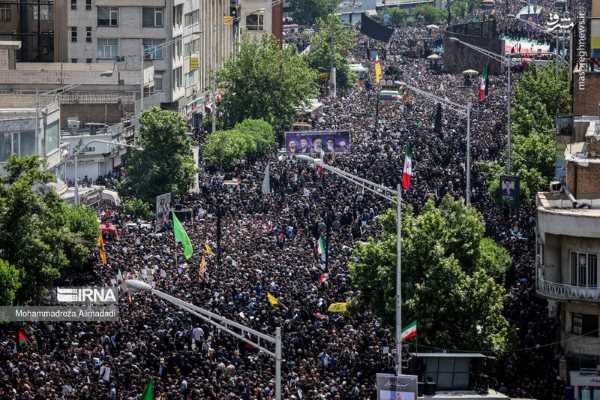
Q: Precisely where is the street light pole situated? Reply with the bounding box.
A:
[294,155,405,374]
[125,279,283,400]
[395,183,402,375]
[449,37,512,174]
[398,81,472,203]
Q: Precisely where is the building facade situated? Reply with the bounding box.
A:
[0,95,63,173]
[536,117,600,399]
[53,0,234,114]
[239,0,282,41]
[0,0,55,62]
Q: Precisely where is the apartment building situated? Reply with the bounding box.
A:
[239,0,282,41]
[53,0,234,114]
[0,0,55,62]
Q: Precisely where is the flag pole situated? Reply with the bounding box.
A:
[396,183,402,375]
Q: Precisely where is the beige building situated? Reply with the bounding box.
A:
[536,117,600,399]
[239,0,282,42]
[52,0,234,114]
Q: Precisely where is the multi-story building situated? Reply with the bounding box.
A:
[0,0,55,62]
[53,0,234,114]
[536,122,600,399]
[239,0,282,41]
[0,94,63,174]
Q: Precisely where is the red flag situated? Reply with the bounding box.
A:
[319,274,329,283]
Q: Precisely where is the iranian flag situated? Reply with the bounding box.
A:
[316,237,326,262]
[15,328,27,352]
[401,320,417,341]
[319,273,329,283]
[479,65,488,101]
[402,144,412,190]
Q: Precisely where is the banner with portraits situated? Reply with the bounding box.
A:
[285,131,351,154]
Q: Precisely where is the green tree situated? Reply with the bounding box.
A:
[288,0,340,26]
[350,196,510,353]
[234,118,276,154]
[218,36,318,133]
[388,8,410,27]
[123,198,155,220]
[0,156,99,303]
[0,259,20,306]
[480,63,565,205]
[123,107,197,201]
[308,15,357,92]
[414,4,448,24]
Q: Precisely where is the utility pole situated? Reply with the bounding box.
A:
[330,31,336,98]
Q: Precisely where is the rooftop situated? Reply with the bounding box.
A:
[537,191,600,216]
[420,390,510,399]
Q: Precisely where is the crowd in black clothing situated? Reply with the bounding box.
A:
[0,22,567,400]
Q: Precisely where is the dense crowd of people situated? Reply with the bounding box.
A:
[0,10,567,400]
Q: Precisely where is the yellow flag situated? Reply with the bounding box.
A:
[198,256,207,280]
[374,56,382,83]
[327,302,348,313]
[97,233,107,265]
[204,243,216,257]
[267,292,278,306]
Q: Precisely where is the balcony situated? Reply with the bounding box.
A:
[537,267,600,302]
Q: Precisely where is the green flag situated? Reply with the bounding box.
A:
[172,212,193,259]
[142,378,155,400]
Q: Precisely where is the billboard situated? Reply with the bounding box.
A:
[155,193,172,227]
[500,175,520,207]
[591,19,600,58]
[285,131,351,154]
[376,373,418,400]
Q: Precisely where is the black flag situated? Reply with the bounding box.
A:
[360,14,394,43]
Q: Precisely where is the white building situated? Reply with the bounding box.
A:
[239,0,282,41]
[55,0,234,114]
[0,95,64,174]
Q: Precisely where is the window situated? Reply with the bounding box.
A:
[71,58,77,63]
[98,7,118,27]
[185,71,195,87]
[143,39,164,60]
[45,120,59,155]
[246,12,264,31]
[172,36,182,60]
[154,71,164,91]
[173,5,182,26]
[143,7,163,28]
[97,38,118,59]
[86,27,92,42]
[0,131,37,162]
[173,67,182,89]
[70,27,77,42]
[86,58,92,63]
[572,313,599,337]
[71,0,76,10]
[86,0,91,10]
[0,7,11,23]
[184,10,198,27]
[571,251,598,287]
[32,5,49,20]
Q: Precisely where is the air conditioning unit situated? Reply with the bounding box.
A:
[67,119,80,129]
[549,181,561,192]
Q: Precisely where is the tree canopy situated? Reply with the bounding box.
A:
[203,119,276,170]
[480,63,569,205]
[387,5,448,26]
[288,0,340,26]
[218,36,319,133]
[308,15,357,92]
[123,107,197,202]
[0,156,99,304]
[350,196,511,353]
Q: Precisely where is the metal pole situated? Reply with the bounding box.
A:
[140,42,145,113]
[396,183,402,375]
[330,32,336,98]
[275,327,282,400]
[507,61,512,174]
[556,34,560,78]
[466,102,471,204]
[74,153,80,205]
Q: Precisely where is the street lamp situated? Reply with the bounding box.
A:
[124,279,283,400]
[294,155,405,375]
[71,139,142,205]
[397,81,472,204]
[449,36,513,174]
